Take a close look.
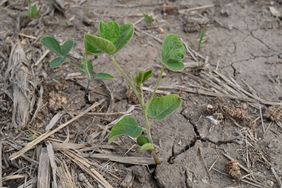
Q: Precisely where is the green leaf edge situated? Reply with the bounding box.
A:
[161,34,186,72]
[84,33,116,55]
[50,56,65,68]
[139,143,154,153]
[108,116,143,143]
[148,94,182,121]
[94,73,114,80]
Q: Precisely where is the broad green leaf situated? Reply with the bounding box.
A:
[50,57,64,68]
[114,24,134,52]
[109,116,143,143]
[139,143,154,153]
[94,73,114,80]
[161,34,186,72]
[61,40,74,56]
[84,34,101,55]
[80,60,93,78]
[41,36,62,56]
[84,34,116,55]
[148,94,181,121]
[134,70,152,86]
[137,135,150,146]
[99,20,120,43]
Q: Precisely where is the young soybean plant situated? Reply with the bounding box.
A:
[41,36,113,81]
[41,20,186,165]
[83,20,185,164]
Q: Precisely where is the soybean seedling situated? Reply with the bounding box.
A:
[84,20,185,164]
[41,20,186,165]
[41,36,113,80]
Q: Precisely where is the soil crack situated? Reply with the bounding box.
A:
[249,31,279,53]
[168,114,238,164]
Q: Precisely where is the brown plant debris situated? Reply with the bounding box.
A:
[226,160,241,179]
[5,42,39,128]
[48,91,68,111]
[205,104,249,122]
[126,89,138,105]
[161,3,178,15]
[265,106,282,122]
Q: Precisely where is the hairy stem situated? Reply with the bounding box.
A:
[110,56,142,104]
[149,67,164,103]
[110,55,161,164]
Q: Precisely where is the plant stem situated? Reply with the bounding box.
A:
[149,67,164,103]
[144,67,164,165]
[110,56,161,165]
[110,56,142,105]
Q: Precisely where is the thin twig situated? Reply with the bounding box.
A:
[271,167,282,188]
[35,50,50,66]
[240,179,265,188]
[178,4,215,14]
[63,150,113,188]
[9,99,105,160]
[222,152,250,173]
[18,33,37,40]
[198,148,211,180]
[134,26,162,43]
[208,155,219,171]
[259,105,265,134]
[181,39,198,61]
[88,154,157,165]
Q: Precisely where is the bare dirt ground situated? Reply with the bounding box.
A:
[0,0,282,187]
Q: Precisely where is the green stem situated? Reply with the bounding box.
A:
[110,56,142,105]
[149,67,164,103]
[110,55,161,165]
[141,67,164,132]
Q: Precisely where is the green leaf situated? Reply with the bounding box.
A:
[80,60,94,78]
[109,116,143,143]
[161,34,186,72]
[30,4,39,17]
[114,24,134,52]
[94,73,114,80]
[84,34,101,55]
[50,57,64,68]
[84,34,116,55]
[99,20,120,43]
[148,94,182,121]
[139,143,154,153]
[41,36,62,56]
[61,40,74,56]
[26,2,39,18]
[137,135,150,146]
[134,70,153,86]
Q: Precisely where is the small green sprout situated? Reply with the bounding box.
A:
[41,36,113,81]
[198,29,206,51]
[143,13,153,26]
[41,20,186,165]
[26,1,39,19]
